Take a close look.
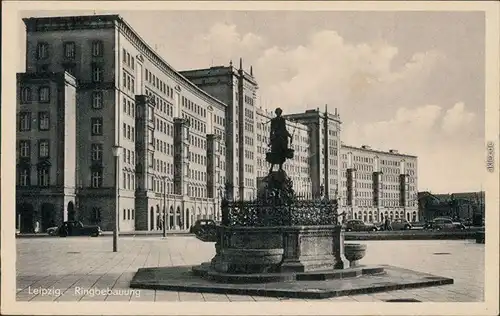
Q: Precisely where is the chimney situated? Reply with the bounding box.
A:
[250,65,253,76]
[389,149,399,154]
[239,58,242,70]
[361,145,371,150]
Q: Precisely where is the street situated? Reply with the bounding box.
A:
[16,236,484,302]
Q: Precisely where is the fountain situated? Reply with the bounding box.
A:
[130,108,453,299]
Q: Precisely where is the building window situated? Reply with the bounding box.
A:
[91,117,103,136]
[19,112,31,131]
[92,91,103,109]
[39,86,50,102]
[37,167,50,186]
[91,170,103,188]
[38,140,49,158]
[18,168,30,186]
[91,207,102,224]
[92,65,103,82]
[91,144,103,161]
[36,42,49,60]
[38,112,50,131]
[19,140,30,158]
[92,41,103,57]
[63,42,76,59]
[21,87,32,103]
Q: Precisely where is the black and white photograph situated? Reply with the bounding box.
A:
[1,1,499,315]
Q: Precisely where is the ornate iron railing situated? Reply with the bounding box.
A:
[221,198,339,227]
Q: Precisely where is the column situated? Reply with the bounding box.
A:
[206,134,219,199]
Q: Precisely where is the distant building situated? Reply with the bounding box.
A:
[339,145,419,223]
[16,14,420,233]
[418,191,485,223]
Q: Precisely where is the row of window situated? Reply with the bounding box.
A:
[17,167,49,186]
[181,112,207,135]
[18,112,50,132]
[122,69,135,94]
[122,48,135,70]
[123,123,136,142]
[123,96,135,117]
[145,68,175,98]
[20,86,50,103]
[146,89,174,118]
[36,40,104,61]
[181,96,207,118]
[18,140,49,158]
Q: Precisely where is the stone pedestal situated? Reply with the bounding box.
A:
[210,224,348,274]
[281,225,348,272]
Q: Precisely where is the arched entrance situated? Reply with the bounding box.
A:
[150,206,155,231]
[380,212,384,221]
[412,211,417,222]
[406,212,410,221]
[17,203,34,233]
[185,209,190,229]
[67,201,75,222]
[169,206,174,229]
[41,203,56,232]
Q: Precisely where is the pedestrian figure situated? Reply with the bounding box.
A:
[384,217,390,231]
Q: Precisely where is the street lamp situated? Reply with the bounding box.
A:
[111,145,123,252]
[162,176,168,238]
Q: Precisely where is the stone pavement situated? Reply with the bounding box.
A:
[15,237,484,302]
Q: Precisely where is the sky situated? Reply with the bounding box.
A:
[16,10,486,193]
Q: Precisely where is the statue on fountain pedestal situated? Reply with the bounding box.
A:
[266,108,294,174]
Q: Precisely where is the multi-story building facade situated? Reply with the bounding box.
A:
[180,61,258,201]
[339,145,419,223]
[284,107,342,199]
[17,14,227,233]
[16,72,77,233]
[16,14,419,233]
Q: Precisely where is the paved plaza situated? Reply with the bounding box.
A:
[16,236,484,302]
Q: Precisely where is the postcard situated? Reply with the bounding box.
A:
[1,1,498,315]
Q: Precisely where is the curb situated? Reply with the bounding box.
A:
[16,232,195,238]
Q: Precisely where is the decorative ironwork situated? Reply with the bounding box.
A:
[221,198,338,227]
[218,168,339,228]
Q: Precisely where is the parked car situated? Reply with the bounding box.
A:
[427,217,465,231]
[390,218,412,230]
[46,226,59,236]
[343,219,378,232]
[377,219,412,231]
[189,219,216,234]
[58,221,102,237]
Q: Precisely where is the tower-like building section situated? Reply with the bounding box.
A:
[181,59,258,201]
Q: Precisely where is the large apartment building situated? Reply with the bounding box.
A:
[15,14,420,233]
[17,15,227,233]
[339,145,419,223]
